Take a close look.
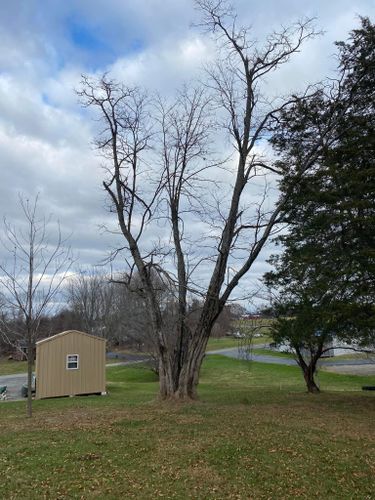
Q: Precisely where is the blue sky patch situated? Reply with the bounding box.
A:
[69,19,110,53]
[67,17,145,70]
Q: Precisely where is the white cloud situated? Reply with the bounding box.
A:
[109,35,214,91]
[0,0,374,306]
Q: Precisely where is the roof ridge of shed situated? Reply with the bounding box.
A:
[36,330,106,345]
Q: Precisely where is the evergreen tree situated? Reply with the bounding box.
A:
[265,18,375,392]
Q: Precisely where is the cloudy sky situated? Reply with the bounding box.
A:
[0,0,374,306]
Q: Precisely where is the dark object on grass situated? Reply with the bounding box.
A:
[0,385,7,400]
[362,386,375,391]
[21,375,36,397]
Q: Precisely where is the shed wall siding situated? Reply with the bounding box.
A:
[36,331,106,399]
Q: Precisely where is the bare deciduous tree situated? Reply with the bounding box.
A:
[78,1,343,400]
[0,195,72,416]
[66,268,114,336]
[66,268,155,349]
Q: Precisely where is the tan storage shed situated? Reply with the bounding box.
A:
[35,330,106,399]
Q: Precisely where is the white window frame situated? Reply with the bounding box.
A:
[66,354,79,370]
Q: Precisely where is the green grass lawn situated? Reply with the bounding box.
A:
[0,358,29,376]
[0,356,374,499]
[207,335,270,350]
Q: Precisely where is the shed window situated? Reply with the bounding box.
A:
[66,354,79,370]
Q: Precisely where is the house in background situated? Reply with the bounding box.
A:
[35,330,106,399]
[14,342,28,361]
[273,337,369,358]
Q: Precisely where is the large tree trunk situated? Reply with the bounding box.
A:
[171,296,223,399]
[175,338,207,399]
[158,343,204,400]
[158,314,215,400]
[158,360,175,399]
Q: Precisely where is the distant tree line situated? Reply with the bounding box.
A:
[0,268,245,360]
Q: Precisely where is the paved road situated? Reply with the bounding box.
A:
[208,347,297,365]
[208,347,375,368]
